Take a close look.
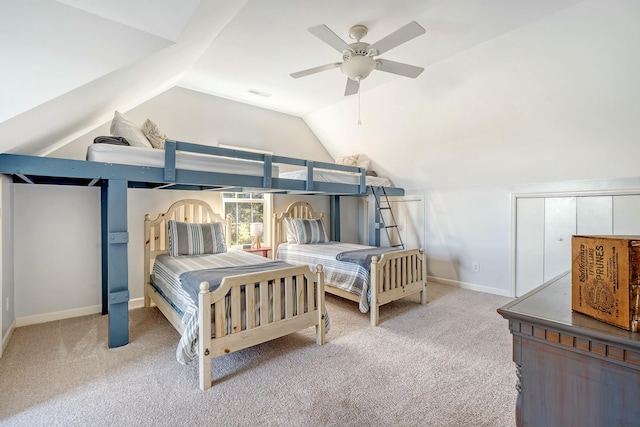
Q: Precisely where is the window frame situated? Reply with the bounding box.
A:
[222,192,266,247]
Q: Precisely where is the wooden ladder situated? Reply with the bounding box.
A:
[370,186,405,249]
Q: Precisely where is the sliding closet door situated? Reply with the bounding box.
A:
[613,195,640,234]
[577,196,613,235]
[543,197,576,282]
[515,198,544,297]
[515,192,637,297]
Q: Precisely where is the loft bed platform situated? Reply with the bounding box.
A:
[0,140,404,196]
[0,140,404,349]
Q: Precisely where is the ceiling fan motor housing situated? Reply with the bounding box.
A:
[340,55,376,81]
[341,41,377,81]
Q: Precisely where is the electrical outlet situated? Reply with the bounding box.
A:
[472,262,480,272]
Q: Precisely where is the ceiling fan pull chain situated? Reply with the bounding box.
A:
[357,84,362,125]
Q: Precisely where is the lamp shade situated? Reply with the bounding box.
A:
[250,222,263,237]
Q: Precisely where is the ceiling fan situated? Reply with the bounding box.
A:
[290,21,426,96]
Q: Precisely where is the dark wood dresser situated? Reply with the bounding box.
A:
[498,271,640,427]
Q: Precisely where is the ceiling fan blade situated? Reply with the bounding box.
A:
[376,59,424,78]
[344,78,359,96]
[369,21,426,55]
[290,63,341,79]
[308,25,353,53]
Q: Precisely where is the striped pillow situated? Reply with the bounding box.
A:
[167,220,227,256]
[289,218,329,244]
[284,217,298,244]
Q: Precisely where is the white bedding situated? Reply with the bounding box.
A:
[87,144,280,177]
[279,168,391,187]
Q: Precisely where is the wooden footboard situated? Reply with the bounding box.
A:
[369,247,426,326]
[198,264,325,391]
[272,201,427,326]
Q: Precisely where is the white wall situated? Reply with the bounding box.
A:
[1,175,15,354]
[304,0,640,296]
[13,185,225,323]
[52,86,334,163]
[16,89,333,322]
[14,185,101,321]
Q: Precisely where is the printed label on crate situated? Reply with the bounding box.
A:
[570,235,640,330]
[574,240,620,319]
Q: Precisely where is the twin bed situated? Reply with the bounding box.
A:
[144,199,327,391]
[272,201,427,326]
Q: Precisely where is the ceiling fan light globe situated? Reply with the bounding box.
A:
[340,55,375,81]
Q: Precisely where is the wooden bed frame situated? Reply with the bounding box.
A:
[271,201,427,326]
[144,199,326,391]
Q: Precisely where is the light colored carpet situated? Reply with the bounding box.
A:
[0,283,517,427]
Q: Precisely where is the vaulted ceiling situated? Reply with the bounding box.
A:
[2,0,639,190]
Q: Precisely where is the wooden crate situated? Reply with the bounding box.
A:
[571,235,640,332]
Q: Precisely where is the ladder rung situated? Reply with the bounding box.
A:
[371,185,404,250]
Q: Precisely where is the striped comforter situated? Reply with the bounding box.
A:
[152,250,330,365]
[276,242,377,313]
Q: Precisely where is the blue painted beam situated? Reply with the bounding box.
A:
[0,152,384,196]
[100,181,108,315]
[106,179,129,348]
[368,190,382,247]
[330,196,340,241]
[164,141,176,182]
[262,154,273,188]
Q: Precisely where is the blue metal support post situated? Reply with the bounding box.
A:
[329,195,340,241]
[368,189,382,246]
[105,179,130,347]
[100,181,108,315]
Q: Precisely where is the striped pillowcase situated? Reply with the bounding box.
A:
[284,218,298,244]
[167,220,227,256]
[286,218,328,244]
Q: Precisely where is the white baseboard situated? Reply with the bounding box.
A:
[15,297,146,328]
[1,319,16,358]
[128,297,145,310]
[428,275,513,298]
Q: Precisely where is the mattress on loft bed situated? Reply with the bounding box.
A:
[278,168,391,187]
[87,144,280,177]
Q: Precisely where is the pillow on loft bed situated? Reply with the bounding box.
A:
[167,220,227,256]
[141,118,167,149]
[284,218,329,244]
[110,111,153,148]
[335,153,371,172]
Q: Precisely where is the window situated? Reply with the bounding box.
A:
[223,192,264,246]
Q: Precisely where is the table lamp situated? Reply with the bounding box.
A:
[250,222,263,249]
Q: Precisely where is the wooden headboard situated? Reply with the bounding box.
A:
[270,201,325,259]
[144,199,231,285]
